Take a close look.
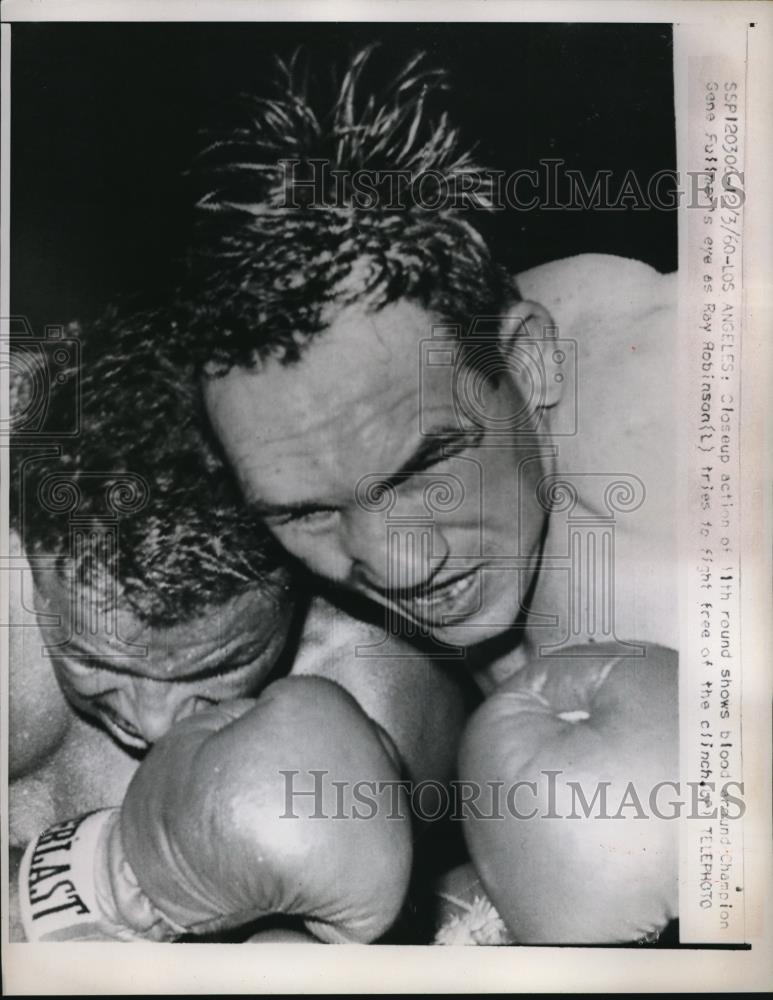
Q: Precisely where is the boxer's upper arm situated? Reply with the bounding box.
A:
[8,532,72,780]
[291,598,472,785]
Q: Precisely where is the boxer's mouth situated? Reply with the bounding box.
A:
[402,567,482,623]
[97,705,150,750]
[353,564,486,628]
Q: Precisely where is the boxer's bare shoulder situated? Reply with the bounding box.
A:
[533,254,676,470]
[516,252,675,333]
[10,711,139,849]
[512,253,676,493]
[8,530,71,780]
[512,254,680,657]
[516,252,677,462]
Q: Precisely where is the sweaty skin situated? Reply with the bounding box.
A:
[9,253,677,942]
[9,529,467,855]
[203,254,679,690]
[199,252,679,946]
[475,254,679,688]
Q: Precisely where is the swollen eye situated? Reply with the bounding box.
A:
[281,508,339,529]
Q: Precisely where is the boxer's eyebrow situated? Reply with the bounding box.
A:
[94,656,258,682]
[60,645,266,681]
[250,427,482,518]
[379,426,484,488]
[147,657,258,682]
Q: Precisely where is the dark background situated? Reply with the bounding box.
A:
[11,22,676,333]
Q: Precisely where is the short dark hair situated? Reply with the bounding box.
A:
[180,45,514,373]
[10,305,292,627]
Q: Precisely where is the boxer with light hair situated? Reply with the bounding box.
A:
[187,46,680,944]
[9,303,468,943]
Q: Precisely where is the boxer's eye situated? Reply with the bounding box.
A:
[269,507,339,530]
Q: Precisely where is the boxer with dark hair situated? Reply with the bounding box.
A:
[188,46,680,944]
[10,304,468,943]
[10,307,296,757]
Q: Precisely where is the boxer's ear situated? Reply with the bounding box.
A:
[497,299,563,408]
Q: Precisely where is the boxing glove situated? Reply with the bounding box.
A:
[19,676,412,942]
[458,643,678,944]
[246,927,321,943]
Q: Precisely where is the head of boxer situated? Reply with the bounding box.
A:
[189,48,561,648]
[11,307,295,751]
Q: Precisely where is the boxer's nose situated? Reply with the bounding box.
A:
[345,505,450,594]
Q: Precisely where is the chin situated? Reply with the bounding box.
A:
[431,619,514,649]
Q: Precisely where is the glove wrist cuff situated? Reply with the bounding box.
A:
[19,809,182,942]
[20,809,121,941]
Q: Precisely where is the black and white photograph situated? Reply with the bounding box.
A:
[1,2,770,994]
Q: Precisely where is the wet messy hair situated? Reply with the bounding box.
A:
[182,44,513,372]
[10,306,291,627]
